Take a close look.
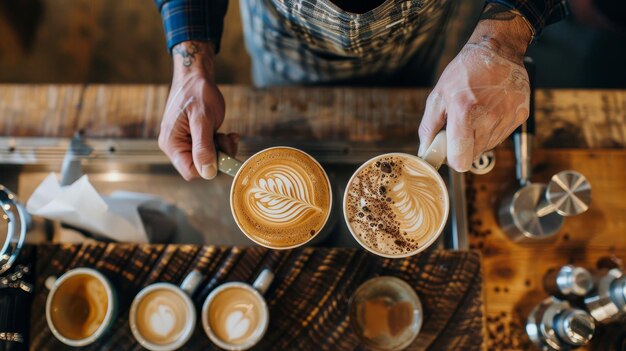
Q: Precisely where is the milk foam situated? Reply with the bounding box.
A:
[136,290,188,345]
[248,166,322,224]
[345,155,446,256]
[209,287,263,345]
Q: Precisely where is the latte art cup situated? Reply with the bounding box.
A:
[129,270,203,351]
[202,269,274,350]
[219,147,333,249]
[343,131,450,258]
[45,268,117,347]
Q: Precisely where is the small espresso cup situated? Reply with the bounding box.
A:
[219,147,333,250]
[343,131,450,258]
[129,270,202,351]
[45,268,117,347]
[202,269,274,350]
[349,276,423,351]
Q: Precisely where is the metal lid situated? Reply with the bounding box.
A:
[0,185,27,275]
[546,171,591,216]
[555,309,596,346]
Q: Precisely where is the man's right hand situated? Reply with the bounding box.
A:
[159,41,239,181]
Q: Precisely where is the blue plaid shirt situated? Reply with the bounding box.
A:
[155,0,568,53]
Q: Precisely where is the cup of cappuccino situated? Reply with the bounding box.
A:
[202,269,274,350]
[129,270,203,351]
[45,268,117,347]
[343,131,449,258]
[219,147,332,249]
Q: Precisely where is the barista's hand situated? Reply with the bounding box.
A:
[159,41,239,181]
[418,4,533,172]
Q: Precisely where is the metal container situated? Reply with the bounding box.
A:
[585,268,626,324]
[527,297,596,350]
[543,265,593,298]
[0,185,29,275]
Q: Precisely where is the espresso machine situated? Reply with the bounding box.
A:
[498,58,592,243]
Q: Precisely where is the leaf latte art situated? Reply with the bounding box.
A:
[231,147,331,249]
[248,166,322,225]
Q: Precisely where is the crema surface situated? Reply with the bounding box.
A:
[50,274,109,340]
[135,289,189,345]
[231,147,331,248]
[345,155,446,256]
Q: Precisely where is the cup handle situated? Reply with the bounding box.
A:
[252,269,274,295]
[180,270,203,296]
[218,151,243,177]
[44,276,57,290]
[420,130,447,171]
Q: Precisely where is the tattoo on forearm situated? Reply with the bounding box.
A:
[173,43,199,67]
[479,4,517,22]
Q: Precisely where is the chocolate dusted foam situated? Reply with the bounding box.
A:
[231,147,331,248]
[345,155,446,256]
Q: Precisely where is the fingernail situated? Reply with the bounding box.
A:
[418,143,426,157]
[201,164,217,180]
[449,138,474,172]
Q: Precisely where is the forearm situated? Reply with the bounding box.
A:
[468,3,533,63]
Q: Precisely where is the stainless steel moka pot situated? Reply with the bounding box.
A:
[527,297,596,351]
[498,58,592,243]
[584,268,626,324]
[0,185,29,275]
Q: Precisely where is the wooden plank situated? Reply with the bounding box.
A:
[1,85,626,149]
[30,244,484,351]
[0,85,83,137]
[468,149,626,350]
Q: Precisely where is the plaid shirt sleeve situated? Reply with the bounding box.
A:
[154,0,228,53]
[485,0,569,40]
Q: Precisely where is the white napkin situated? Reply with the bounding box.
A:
[26,173,158,243]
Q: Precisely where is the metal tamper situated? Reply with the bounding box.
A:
[497,59,591,243]
[527,297,596,350]
[584,268,626,324]
[499,170,592,243]
[543,265,594,298]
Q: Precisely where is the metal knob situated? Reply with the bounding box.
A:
[555,309,596,346]
[544,171,592,217]
[544,265,593,297]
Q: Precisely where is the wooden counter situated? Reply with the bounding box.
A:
[2,85,626,350]
[31,244,484,350]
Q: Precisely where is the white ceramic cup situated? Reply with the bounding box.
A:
[202,269,274,350]
[343,131,450,258]
[45,268,117,347]
[220,147,333,250]
[129,270,203,351]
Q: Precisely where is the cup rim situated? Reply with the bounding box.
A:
[201,282,270,350]
[342,152,450,259]
[45,267,116,347]
[129,282,197,351]
[229,146,333,250]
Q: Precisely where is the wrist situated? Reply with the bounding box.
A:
[468,4,533,63]
[172,41,217,81]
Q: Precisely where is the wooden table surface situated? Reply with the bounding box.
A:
[30,244,483,351]
[2,85,626,350]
